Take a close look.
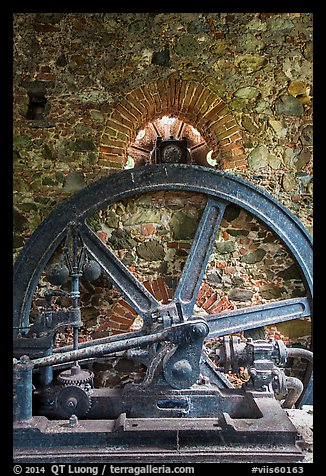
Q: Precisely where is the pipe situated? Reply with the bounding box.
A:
[286,347,313,407]
[282,376,304,409]
[287,347,313,363]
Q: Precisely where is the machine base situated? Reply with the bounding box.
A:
[13,411,304,464]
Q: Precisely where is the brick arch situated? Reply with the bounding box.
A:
[99,79,246,170]
[95,276,234,336]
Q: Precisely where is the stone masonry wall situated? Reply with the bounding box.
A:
[13,13,312,349]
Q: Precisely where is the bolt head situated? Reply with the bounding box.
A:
[68,414,78,426]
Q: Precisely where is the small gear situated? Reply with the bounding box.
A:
[57,364,94,387]
[55,385,92,419]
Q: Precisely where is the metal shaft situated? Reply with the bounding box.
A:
[53,329,145,353]
[32,328,170,368]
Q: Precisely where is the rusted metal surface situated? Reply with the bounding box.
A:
[13,406,304,463]
[13,162,313,462]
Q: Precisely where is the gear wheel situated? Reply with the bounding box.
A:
[57,364,94,387]
[55,385,92,419]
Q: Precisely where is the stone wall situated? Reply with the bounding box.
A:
[13,13,312,347]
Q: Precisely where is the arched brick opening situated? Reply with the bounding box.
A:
[95,276,234,336]
[99,79,246,170]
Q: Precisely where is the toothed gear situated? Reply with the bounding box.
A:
[57,365,94,387]
[55,385,92,419]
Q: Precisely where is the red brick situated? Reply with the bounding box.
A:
[218,141,240,152]
[198,92,220,115]
[217,125,241,141]
[118,299,138,315]
[225,119,238,130]
[157,276,170,304]
[169,78,177,109]
[99,146,125,155]
[215,262,228,268]
[193,88,211,117]
[98,158,124,169]
[107,120,132,136]
[228,131,243,142]
[151,279,164,302]
[98,151,124,160]
[114,301,135,315]
[202,101,225,121]
[191,84,205,111]
[143,280,154,296]
[110,322,130,331]
[96,231,107,243]
[157,79,168,111]
[110,110,132,127]
[133,88,146,102]
[197,288,213,308]
[96,322,110,332]
[142,85,156,108]
[231,147,246,157]
[152,92,162,115]
[173,80,182,110]
[136,87,152,111]
[141,223,156,236]
[202,292,218,310]
[208,296,233,314]
[109,312,134,326]
[210,109,231,127]
[219,137,232,146]
[143,102,157,120]
[163,79,171,111]
[177,81,189,111]
[182,82,197,115]
[105,139,125,149]
[178,242,191,249]
[223,158,247,169]
[101,129,118,141]
[116,104,138,123]
[126,94,148,118]
[196,283,211,306]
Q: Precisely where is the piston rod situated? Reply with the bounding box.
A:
[31,320,208,368]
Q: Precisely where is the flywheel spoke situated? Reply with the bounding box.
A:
[204,296,311,338]
[173,198,227,316]
[79,222,160,322]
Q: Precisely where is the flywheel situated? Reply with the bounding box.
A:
[13,164,313,398]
